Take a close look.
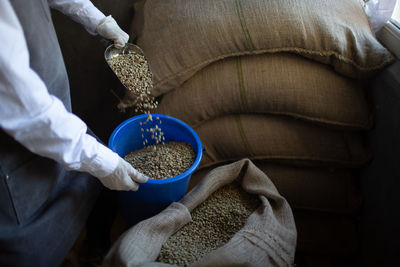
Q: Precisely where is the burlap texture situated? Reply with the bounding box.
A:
[155,53,372,130]
[104,202,191,267]
[195,114,371,169]
[104,159,297,267]
[132,0,394,95]
[189,163,362,215]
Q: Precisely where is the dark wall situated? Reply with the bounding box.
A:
[51,0,136,142]
[358,60,400,266]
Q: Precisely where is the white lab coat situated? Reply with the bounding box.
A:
[0,0,119,179]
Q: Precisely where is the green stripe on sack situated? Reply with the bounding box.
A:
[235,115,255,157]
[235,0,255,50]
[236,57,249,112]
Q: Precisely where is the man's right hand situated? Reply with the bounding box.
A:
[98,157,148,191]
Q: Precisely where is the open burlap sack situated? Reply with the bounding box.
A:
[195,114,371,169]
[104,159,297,267]
[155,53,372,130]
[132,0,394,95]
[190,163,362,215]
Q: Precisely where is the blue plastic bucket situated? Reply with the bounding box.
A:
[108,114,202,225]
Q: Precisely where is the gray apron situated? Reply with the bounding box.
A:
[0,0,102,266]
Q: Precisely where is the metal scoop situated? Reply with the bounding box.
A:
[104,43,154,112]
[104,42,151,74]
[104,42,146,60]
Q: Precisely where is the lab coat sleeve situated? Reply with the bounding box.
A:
[48,0,106,35]
[0,1,119,178]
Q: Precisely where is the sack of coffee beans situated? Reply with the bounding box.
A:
[104,159,297,267]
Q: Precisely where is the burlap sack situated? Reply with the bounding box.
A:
[104,159,297,267]
[195,114,371,169]
[189,163,362,215]
[132,0,394,95]
[155,53,372,130]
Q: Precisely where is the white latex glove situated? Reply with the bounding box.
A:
[96,15,129,48]
[98,157,148,191]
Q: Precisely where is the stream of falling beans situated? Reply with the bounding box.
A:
[107,50,196,180]
[107,51,163,147]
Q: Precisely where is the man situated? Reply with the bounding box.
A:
[0,0,148,266]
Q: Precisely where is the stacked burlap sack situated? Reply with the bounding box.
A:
[127,0,394,259]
